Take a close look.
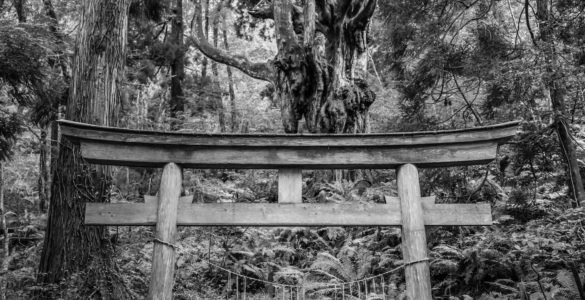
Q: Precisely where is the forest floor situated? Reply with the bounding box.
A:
[2,147,585,300]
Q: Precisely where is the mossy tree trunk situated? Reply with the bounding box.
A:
[38,0,133,298]
[192,0,377,133]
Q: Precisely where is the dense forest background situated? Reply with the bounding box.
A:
[1,0,585,299]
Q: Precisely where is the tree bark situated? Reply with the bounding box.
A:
[12,0,26,22]
[201,0,210,82]
[169,0,185,130]
[536,0,585,206]
[0,162,8,300]
[38,128,49,212]
[222,29,237,132]
[43,0,69,202]
[211,9,226,132]
[49,118,58,199]
[38,1,133,299]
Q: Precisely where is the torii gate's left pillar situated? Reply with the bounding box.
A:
[148,163,182,300]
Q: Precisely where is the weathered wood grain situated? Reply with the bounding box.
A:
[278,169,302,203]
[144,195,193,205]
[386,195,435,205]
[397,164,432,300]
[60,119,520,147]
[80,141,498,168]
[148,163,182,300]
[85,202,492,226]
[62,120,518,168]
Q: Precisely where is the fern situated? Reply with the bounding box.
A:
[552,270,580,299]
[274,267,303,285]
[309,247,375,285]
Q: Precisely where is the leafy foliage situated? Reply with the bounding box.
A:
[0,111,23,161]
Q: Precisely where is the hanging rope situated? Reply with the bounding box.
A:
[161,236,430,298]
[203,257,429,288]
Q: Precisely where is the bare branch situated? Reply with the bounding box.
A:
[190,0,274,82]
[452,74,483,125]
[525,0,537,46]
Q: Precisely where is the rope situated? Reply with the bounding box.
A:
[153,237,430,292]
[203,257,430,288]
[152,238,176,249]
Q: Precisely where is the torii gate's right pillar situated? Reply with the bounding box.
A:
[397,164,433,300]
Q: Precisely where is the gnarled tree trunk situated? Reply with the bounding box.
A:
[192,0,377,133]
[38,0,133,298]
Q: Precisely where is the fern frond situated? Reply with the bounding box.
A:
[555,270,580,298]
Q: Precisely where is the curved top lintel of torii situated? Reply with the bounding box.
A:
[58,120,520,169]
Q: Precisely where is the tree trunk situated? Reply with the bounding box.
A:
[0,162,9,300]
[536,0,585,206]
[212,15,226,132]
[38,0,133,299]
[192,0,377,133]
[12,0,26,22]
[169,0,185,130]
[272,0,377,133]
[49,118,58,199]
[43,0,70,81]
[221,29,237,132]
[38,128,48,212]
[43,0,69,202]
[200,0,210,81]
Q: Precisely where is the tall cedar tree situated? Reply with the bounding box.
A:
[535,0,585,206]
[38,0,133,298]
[169,0,185,129]
[192,0,377,133]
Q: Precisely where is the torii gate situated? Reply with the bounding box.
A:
[59,120,519,300]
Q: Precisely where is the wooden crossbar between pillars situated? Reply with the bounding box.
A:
[397,164,432,300]
[85,201,492,226]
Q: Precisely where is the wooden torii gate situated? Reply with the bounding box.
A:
[59,120,519,300]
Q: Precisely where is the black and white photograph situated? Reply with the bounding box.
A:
[1,0,584,299]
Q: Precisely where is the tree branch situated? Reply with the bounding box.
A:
[525,0,538,46]
[190,0,274,82]
[452,74,483,125]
